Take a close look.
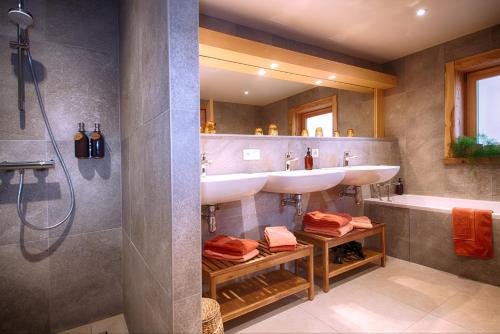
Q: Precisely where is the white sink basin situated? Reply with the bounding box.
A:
[201,173,268,205]
[262,169,346,194]
[325,165,400,186]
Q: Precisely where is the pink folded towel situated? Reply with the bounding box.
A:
[351,216,373,229]
[203,249,259,262]
[264,226,297,248]
[304,223,354,237]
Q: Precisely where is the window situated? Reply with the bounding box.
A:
[303,109,333,136]
[288,96,337,136]
[444,48,500,162]
[467,66,500,144]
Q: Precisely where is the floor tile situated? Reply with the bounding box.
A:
[404,314,470,333]
[432,292,500,333]
[227,305,337,334]
[299,282,426,333]
[58,324,91,334]
[91,314,128,334]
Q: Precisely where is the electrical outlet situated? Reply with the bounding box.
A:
[312,148,319,158]
[243,149,261,160]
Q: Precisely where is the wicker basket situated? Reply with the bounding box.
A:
[202,298,224,334]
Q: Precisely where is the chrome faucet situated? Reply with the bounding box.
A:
[200,153,210,177]
[285,152,298,171]
[343,151,358,167]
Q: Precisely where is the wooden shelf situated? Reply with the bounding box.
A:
[316,249,383,278]
[202,240,315,322]
[443,157,500,165]
[216,270,309,322]
[295,223,386,292]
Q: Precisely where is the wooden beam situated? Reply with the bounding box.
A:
[199,28,397,90]
[454,48,500,72]
[444,62,455,158]
[373,89,384,138]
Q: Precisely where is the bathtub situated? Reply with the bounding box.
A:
[365,194,500,219]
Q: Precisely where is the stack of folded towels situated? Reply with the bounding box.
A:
[203,235,259,262]
[264,226,297,252]
[303,211,373,237]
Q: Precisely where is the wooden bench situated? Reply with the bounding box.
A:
[202,240,314,322]
[295,222,386,292]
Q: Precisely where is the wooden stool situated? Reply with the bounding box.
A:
[295,222,386,292]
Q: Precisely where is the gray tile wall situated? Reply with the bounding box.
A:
[0,0,122,333]
[201,135,400,241]
[382,25,500,200]
[365,204,500,287]
[120,0,201,332]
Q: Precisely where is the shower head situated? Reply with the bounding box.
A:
[8,8,33,30]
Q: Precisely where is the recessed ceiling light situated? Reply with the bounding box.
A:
[416,8,427,16]
[244,91,249,95]
[328,75,336,80]
[270,63,279,69]
[258,69,266,76]
[315,80,323,85]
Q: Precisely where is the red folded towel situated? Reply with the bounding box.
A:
[204,235,259,256]
[303,211,352,228]
[351,216,373,229]
[304,223,353,237]
[453,208,493,258]
[264,226,297,248]
[269,245,297,252]
[203,249,259,262]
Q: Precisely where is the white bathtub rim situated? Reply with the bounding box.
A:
[365,194,500,219]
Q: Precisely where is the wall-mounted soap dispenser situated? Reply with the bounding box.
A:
[74,122,90,159]
[90,123,105,158]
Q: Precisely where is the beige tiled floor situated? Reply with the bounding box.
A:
[59,314,128,334]
[225,257,500,334]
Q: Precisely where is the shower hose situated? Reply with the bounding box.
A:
[16,50,75,230]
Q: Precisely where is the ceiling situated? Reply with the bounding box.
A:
[200,65,314,105]
[199,0,500,63]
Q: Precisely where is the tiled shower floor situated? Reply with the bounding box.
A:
[225,257,500,333]
[59,314,128,334]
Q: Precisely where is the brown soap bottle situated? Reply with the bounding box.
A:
[305,147,313,170]
[74,122,90,159]
[90,123,105,159]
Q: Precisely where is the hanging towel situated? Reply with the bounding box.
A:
[204,235,259,257]
[452,208,493,258]
[303,211,352,227]
[203,249,259,262]
[304,223,354,237]
[264,226,297,248]
[351,216,373,229]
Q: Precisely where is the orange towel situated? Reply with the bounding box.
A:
[264,226,297,248]
[269,245,297,252]
[351,216,373,229]
[303,211,352,228]
[203,249,259,262]
[304,223,354,237]
[452,208,493,258]
[204,235,259,256]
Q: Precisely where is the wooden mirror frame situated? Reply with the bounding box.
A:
[199,28,396,138]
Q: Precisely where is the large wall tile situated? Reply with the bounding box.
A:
[0,240,50,334]
[49,228,122,332]
[47,140,121,238]
[45,0,119,53]
[408,209,462,275]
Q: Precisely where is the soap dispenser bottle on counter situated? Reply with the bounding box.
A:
[90,123,105,158]
[74,122,90,159]
[305,147,313,170]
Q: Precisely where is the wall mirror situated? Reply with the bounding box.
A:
[200,59,375,137]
